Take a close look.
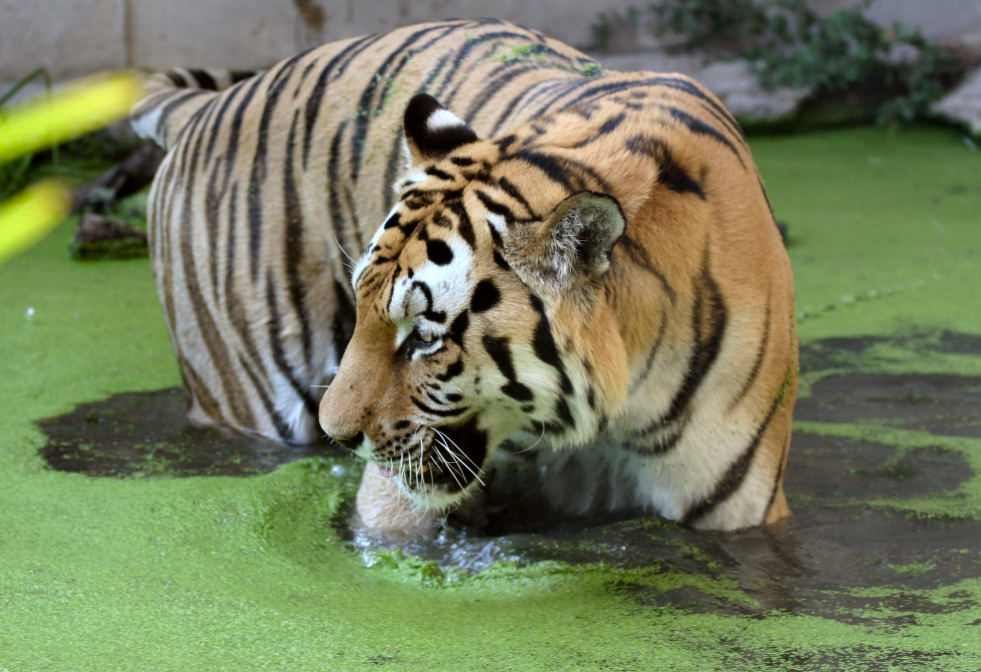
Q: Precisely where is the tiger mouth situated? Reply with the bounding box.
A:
[388,416,489,495]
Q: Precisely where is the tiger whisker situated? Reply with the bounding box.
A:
[432,427,484,486]
[431,436,465,491]
[511,421,548,454]
[432,427,481,470]
[332,233,357,267]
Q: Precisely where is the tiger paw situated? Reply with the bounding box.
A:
[353,463,440,540]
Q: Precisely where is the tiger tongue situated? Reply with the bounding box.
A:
[377,465,396,479]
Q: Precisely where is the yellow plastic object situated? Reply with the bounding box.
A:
[0,179,72,263]
[0,71,141,263]
[0,72,142,162]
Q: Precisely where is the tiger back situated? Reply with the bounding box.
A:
[132,19,606,444]
[318,79,798,531]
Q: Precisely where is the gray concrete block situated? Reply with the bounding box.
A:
[0,0,126,80]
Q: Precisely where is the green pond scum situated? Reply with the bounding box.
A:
[2,125,980,671]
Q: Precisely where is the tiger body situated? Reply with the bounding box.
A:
[136,19,796,532]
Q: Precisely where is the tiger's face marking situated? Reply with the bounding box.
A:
[320,96,627,511]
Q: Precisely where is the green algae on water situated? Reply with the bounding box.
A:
[3,126,981,671]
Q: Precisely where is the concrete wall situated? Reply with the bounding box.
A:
[1,0,634,81]
[3,0,981,83]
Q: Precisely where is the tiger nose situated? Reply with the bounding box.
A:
[328,430,365,450]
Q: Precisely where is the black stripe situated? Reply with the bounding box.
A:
[425,166,454,181]
[223,181,239,321]
[167,71,188,88]
[528,295,573,395]
[222,176,280,434]
[447,310,469,348]
[470,279,500,313]
[571,111,626,148]
[475,190,514,218]
[350,25,460,179]
[436,356,464,381]
[238,353,295,443]
[247,64,293,284]
[763,435,791,523]
[178,355,224,424]
[525,76,747,166]
[496,176,537,219]
[203,80,244,167]
[642,250,727,435]
[460,62,547,122]
[728,299,771,411]
[302,33,383,170]
[410,281,447,323]
[204,152,223,306]
[554,398,575,429]
[617,234,676,304]
[187,68,217,90]
[410,396,468,418]
[508,148,612,193]
[488,78,582,137]
[218,75,264,195]
[153,89,211,144]
[483,335,517,380]
[656,103,746,169]
[283,108,315,366]
[502,381,534,402]
[680,379,786,527]
[446,200,476,249]
[629,313,669,394]
[265,271,319,419]
[177,110,256,431]
[331,279,356,362]
[625,133,706,199]
[326,119,356,268]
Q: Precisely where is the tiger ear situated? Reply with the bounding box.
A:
[403,93,479,164]
[506,191,626,293]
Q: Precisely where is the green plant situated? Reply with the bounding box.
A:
[0,71,140,263]
[594,0,959,125]
[0,69,57,200]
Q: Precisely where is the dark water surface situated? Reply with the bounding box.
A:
[38,334,981,628]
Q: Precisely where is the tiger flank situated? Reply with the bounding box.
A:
[318,50,797,533]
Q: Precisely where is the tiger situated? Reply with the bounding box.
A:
[129,19,606,446]
[132,18,796,534]
[317,71,798,533]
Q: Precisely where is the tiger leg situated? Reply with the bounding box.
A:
[354,464,440,538]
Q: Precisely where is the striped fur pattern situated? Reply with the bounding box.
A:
[133,19,605,445]
[319,77,798,532]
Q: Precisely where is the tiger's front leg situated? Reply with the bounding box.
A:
[354,464,441,538]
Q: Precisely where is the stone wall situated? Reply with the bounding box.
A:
[3,0,981,83]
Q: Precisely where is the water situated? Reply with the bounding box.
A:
[37,333,981,623]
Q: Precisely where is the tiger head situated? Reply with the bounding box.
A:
[319,93,631,512]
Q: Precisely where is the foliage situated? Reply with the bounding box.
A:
[0,71,140,263]
[0,70,56,201]
[592,0,959,125]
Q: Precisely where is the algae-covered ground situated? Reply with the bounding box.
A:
[2,126,980,671]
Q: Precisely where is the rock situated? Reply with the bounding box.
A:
[70,213,148,260]
[932,67,981,137]
[696,60,811,125]
[596,51,811,127]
